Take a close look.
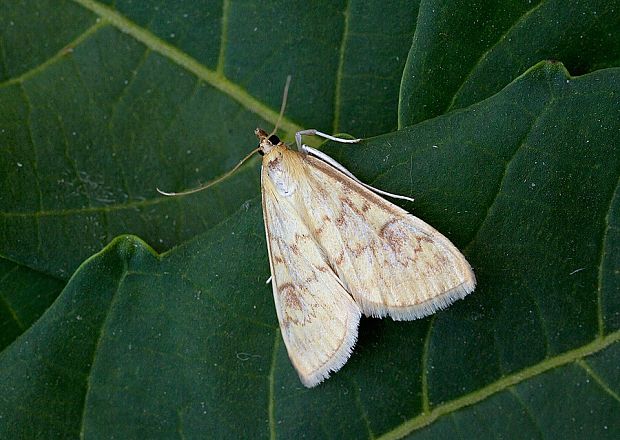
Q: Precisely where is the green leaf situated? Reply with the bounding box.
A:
[400,343,620,439]
[0,0,418,279]
[0,257,64,350]
[399,0,620,126]
[332,1,420,136]
[1,62,618,438]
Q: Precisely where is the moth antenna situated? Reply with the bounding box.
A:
[269,75,292,137]
[157,147,261,197]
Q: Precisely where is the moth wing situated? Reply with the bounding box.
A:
[261,167,361,388]
[300,154,476,320]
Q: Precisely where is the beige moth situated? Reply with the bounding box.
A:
[256,128,476,388]
[157,80,475,388]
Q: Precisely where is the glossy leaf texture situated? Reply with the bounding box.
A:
[399,0,620,126]
[0,257,64,351]
[0,62,618,439]
[0,0,419,280]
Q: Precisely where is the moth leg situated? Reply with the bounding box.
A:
[303,145,415,203]
[295,129,361,151]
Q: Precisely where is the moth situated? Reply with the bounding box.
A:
[158,79,475,388]
[255,128,475,387]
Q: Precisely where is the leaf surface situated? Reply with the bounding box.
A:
[399,0,620,126]
[0,0,419,279]
[1,63,618,438]
[0,257,64,351]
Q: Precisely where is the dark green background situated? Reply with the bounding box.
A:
[0,1,618,438]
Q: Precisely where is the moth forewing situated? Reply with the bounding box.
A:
[300,154,476,321]
[258,129,475,387]
[260,148,362,387]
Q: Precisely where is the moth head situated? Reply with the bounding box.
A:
[255,127,285,155]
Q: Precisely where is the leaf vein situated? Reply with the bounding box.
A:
[506,387,545,439]
[576,359,620,403]
[332,0,351,134]
[396,1,424,129]
[16,83,43,214]
[350,377,375,439]
[106,47,152,200]
[464,97,556,252]
[78,262,128,438]
[0,159,259,218]
[179,273,275,330]
[56,110,92,207]
[0,32,9,79]
[216,0,230,74]
[0,21,105,89]
[596,175,619,337]
[420,318,434,413]
[71,0,304,136]
[268,331,280,440]
[377,331,620,439]
[575,359,620,402]
[445,0,548,112]
[522,280,551,358]
[107,47,151,199]
[0,265,26,330]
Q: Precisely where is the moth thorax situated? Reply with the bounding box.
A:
[265,148,298,197]
[260,139,275,155]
